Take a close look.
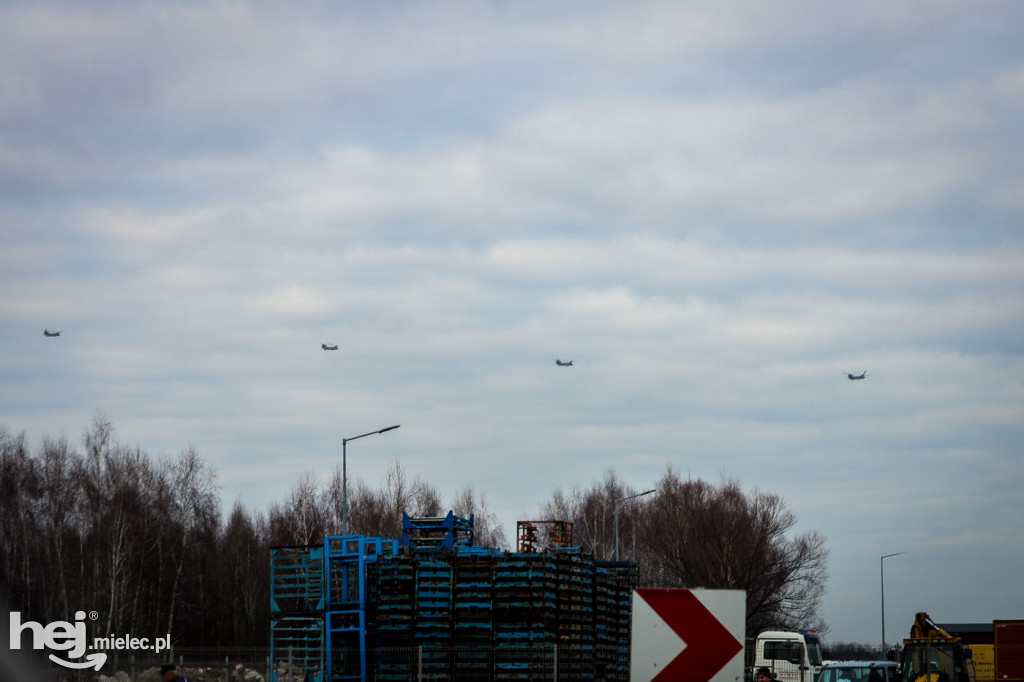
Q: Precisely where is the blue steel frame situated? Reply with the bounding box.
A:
[324,534,398,682]
[401,510,475,549]
[270,545,327,682]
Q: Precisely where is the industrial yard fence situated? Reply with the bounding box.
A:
[36,644,631,681]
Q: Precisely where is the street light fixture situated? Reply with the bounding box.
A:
[614,489,656,561]
[342,424,400,535]
[881,551,905,652]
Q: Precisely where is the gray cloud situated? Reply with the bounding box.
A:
[2,0,1023,644]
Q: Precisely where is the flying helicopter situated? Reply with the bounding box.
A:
[554,359,573,367]
[846,371,867,380]
[43,329,61,337]
[322,343,339,351]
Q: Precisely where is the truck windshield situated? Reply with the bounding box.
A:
[804,635,823,666]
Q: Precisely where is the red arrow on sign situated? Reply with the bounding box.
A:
[636,589,744,682]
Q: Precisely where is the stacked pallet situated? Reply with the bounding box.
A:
[492,552,558,680]
[370,554,415,682]
[453,550,495,644]
[402,511,475,549]
[372,555,415,644]
[551,548,596,677]
[269,545,326,682]
[493,553,557,645]
[594,561,639,679]
[414,552,454,681]
[363,544,635,681]
[324,536,401,682]
[269,514,636,681]
[453,548,498,679]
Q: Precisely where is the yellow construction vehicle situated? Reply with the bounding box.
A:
[897,613,975,682]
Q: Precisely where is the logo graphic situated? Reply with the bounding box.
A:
[9,611,107,671]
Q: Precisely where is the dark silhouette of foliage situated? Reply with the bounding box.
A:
[638,468,829,635]
[0,417,267,646]
[2,418,831,647]
[540,466,829,636]
[822,641,889,660]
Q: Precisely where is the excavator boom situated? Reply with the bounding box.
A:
[909,613,956,641]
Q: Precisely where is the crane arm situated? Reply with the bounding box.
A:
[910,613,955,640]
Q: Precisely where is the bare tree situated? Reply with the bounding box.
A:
[639,468,829,634]
[0,426,39,615]
[1,417,268,647]
[217,502,270,644]
[97,444,148,636]
[343,460,442,540]
[162,446,219,636]
[382,460,442,524]
[540,469,633,558]
[38,436,79,621]
[79,413,114,621]
[345,478,389,539]
[323,466,346,535]
[451,485,508,549]
[268,470,327,547]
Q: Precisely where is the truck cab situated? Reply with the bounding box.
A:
[754,631,825,682]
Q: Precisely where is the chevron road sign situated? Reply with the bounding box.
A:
[631,588,746,682]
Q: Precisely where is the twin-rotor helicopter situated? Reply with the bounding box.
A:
[46,329,866,384]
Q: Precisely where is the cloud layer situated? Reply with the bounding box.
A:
[2,0,1023,643]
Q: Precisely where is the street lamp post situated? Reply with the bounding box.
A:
[881,552,905,652]
[342,424,400,535]
[614,489,656,561]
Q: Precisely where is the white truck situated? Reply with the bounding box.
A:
[751,631,825,682]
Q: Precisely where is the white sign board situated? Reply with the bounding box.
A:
[631,588,746,682]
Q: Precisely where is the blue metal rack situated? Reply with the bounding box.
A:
[270,513,636,682]
[271,545,326,613]
[324,534,398,682]
[270,615,326,682]
[270,544,328,682]
[401,511,475,549]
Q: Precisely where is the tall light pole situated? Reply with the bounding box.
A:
[342,424,400,535]
[615,489,656,561]
[881,552,905,652]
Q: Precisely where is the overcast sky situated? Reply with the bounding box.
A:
[2,0,1023,645]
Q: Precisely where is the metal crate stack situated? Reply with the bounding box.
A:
[453,547,501,678]
[492,552,558,680]
[551,547,596,677]
[270,545,326,682]
[365,530,635,682]
[271,512,636,682]
[401,511,475,549]
[413,551,454,680]
[325,536,399,682]
[594,561,638,680]
[369,552,416,681]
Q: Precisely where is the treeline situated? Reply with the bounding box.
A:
[1,418,256,645]
[1,416,830,646]
[821,641,890,661]
[540,469,830,635]
[0,417,507,646]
